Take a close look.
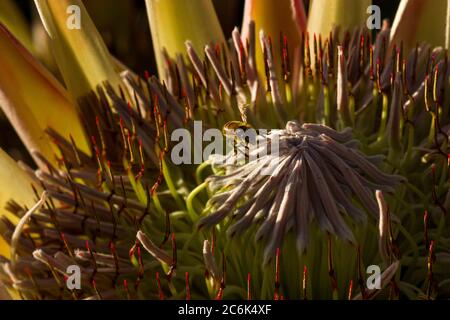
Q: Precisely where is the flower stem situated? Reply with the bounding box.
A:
[162,159,185,210]
[196,160,211,185]
[187,181,208,222]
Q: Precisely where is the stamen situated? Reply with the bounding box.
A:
[203,240,220,283]
[247,273,251,300]
[424,210,429,254]
[356,246,366,299]
[10,191,47,266]
[136,230,173,265]
[274,247,280,300]
[426,240,436,299]
[156,272,164,300]
[302,265,307,300]
[327,237,338,298]
[123,279,131,300]
[185,272,191,300]
[348,280,353,300]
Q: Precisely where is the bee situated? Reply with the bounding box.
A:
[222,120,252,135]
[222,121,253,161]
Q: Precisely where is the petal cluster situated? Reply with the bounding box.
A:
[200,122,404,261]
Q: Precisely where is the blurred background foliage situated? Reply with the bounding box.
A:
[1,0,400,165]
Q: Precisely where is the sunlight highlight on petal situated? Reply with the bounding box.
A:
[35,0,122,99]
[0,23,90,168]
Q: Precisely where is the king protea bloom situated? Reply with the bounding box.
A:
[0,0,449,300]
[199,122,404,264]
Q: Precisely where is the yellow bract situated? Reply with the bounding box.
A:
[390,0,448,53]
[0,149,41,258]
[307,0,371,37]
[0,24,90,168]
[241,0,307,79]
[145,0,226,78]
[0,0,33,52]
[34,0,122,99]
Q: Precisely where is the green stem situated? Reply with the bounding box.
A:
[196,160,212,185]
[152,192,165,216]
[349,95,355,126]
[162,159,185,210]
[397,223,419,279]
[377,93,389,142]
[428,113,436,145]
[186,181,208,222]
[323,85,331,126]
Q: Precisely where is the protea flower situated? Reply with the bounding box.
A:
[0,0,449,300]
